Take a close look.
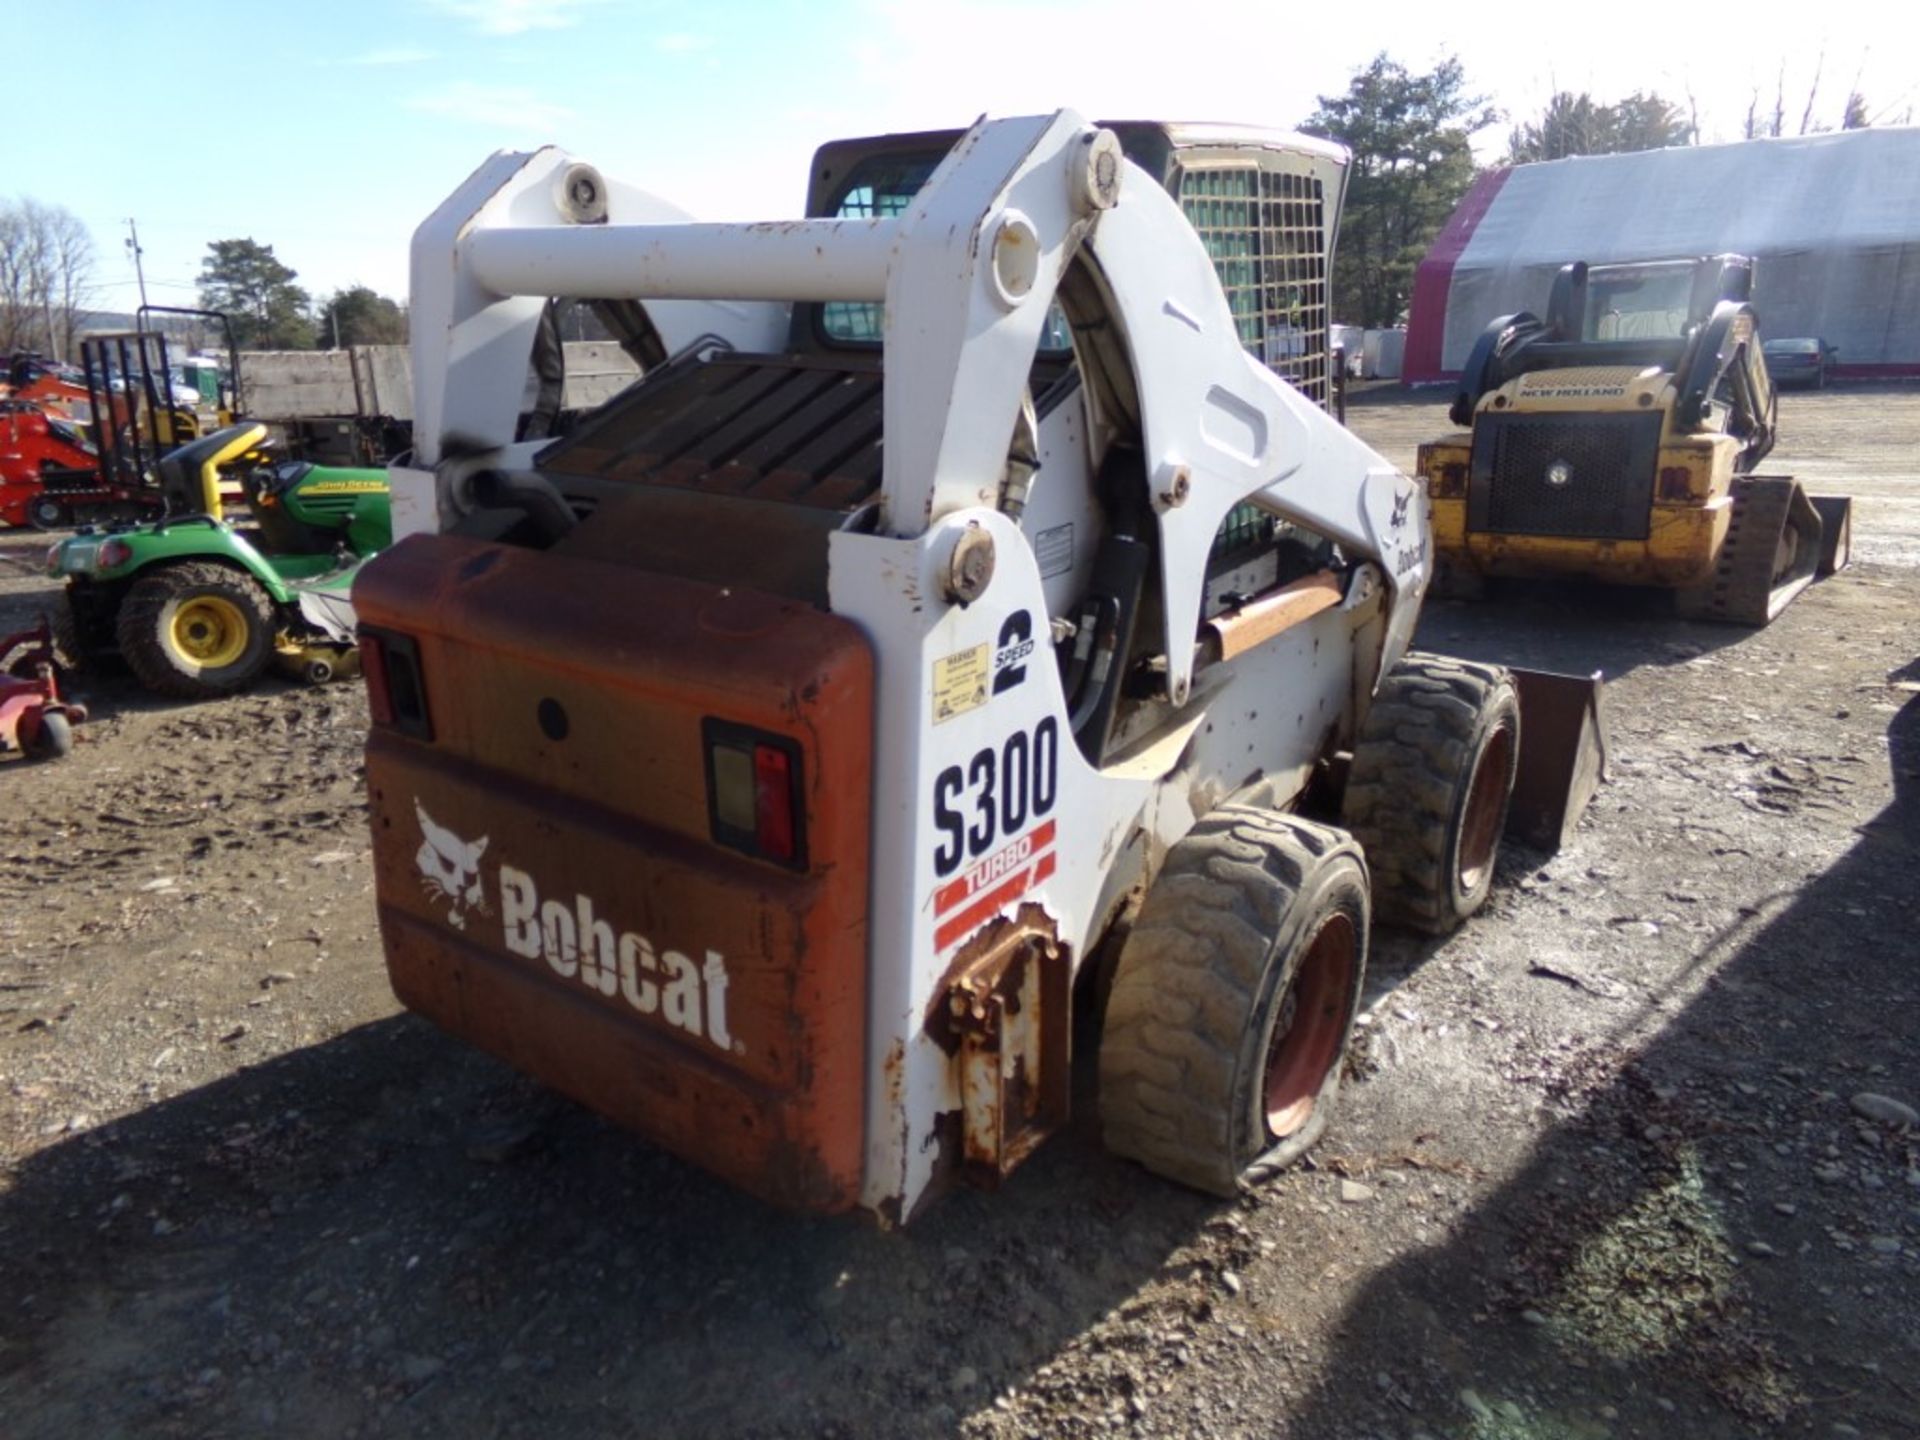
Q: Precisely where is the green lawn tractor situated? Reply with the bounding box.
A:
[49,422,391,698]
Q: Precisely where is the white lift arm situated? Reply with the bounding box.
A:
[402,111,1429,701]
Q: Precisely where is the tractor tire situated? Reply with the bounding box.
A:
[1343,652,1520,934]
[49,595,87,675]
[27,496,67,531]
[1100,807,1369,1197]
[25,711,74,761]
[117,562,275,699]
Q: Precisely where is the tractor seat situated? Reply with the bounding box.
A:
[156,422,270,518]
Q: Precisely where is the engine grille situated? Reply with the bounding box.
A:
[1466,411,1663,541]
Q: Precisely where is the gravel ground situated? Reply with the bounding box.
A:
[1,383,1915,1439]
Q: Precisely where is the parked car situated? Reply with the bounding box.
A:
[1763,337,1837,389]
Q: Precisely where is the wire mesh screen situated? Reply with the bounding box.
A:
[821,160,932,343]
[1178,165,1330,409]
[822,157,1072,349]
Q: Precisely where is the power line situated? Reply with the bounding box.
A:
[1867,80,1919,126]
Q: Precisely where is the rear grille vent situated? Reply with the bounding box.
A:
[537,354,884,514]
[1467,412,1663,541]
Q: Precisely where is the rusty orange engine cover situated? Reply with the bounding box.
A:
[356,534,874,1212]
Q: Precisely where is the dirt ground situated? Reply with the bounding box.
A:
[1,385,1916,1440]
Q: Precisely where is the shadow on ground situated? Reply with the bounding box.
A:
[1279,696,1920,1439]
[0,1009,1213,1438]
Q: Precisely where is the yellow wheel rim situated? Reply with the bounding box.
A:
[169,596,250,668]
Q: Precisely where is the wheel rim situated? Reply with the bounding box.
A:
[169,596,250,668]
[1263,910,1358,1139]
[1456,720,1516,894]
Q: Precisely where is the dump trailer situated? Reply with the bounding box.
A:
[1421,255,1852,624]
[358,113,1596,1221]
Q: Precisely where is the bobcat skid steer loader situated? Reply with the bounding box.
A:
[357,113,1598,1221]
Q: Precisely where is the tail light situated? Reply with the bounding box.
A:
[360,627,433,740]
[98,538,134,569]
[704,720,806,869]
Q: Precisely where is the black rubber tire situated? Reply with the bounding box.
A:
[1099,807,1370,1197]
[27,496,66,531]
[1343,652,1520,935]
[49,594,88,675]
[116,562,275,699]
[25,710,73,760]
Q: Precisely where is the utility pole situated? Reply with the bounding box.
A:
[124,218,150,322]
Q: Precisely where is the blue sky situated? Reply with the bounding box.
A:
[8,0,1901,318]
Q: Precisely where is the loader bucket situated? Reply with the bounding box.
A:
[1505,667,1609,851]
[1811,494,1853,576]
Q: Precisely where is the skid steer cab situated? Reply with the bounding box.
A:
[1421,254,1852,625]
[359,113,1595,1221]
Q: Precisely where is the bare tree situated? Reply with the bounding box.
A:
[1798,50,1825,136]
[0,199,96,362]
[42,206,95,362]
[0,204,49,355]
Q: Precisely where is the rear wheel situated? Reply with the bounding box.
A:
[49,594,87,674]
[27,496,66,531]
[25,710,73,760]
[1344,653,1520,934]
[117,562,274,698]
[1100,807,1369,1196]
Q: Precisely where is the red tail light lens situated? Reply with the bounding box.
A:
[753,744,795,862]
[361,633,393,726]
[359,627,432,740]
[703,720,806,870]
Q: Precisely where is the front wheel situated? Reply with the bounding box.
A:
[25,710,74,760]
[27,496,66,531]
[1344,653,1520,934]
[117,562,275,699]
[1100,807,1370,1196]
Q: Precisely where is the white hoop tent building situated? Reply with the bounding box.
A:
[1404,126,1920,384]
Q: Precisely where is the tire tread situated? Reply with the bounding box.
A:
[1101,806,1366,1196]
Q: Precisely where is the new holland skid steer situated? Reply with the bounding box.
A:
[1420,255,1852,624]
[357,114,1598,1220]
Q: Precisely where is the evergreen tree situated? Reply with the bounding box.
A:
[1303,54,1497,327]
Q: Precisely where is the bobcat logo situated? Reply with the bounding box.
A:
[415,800,489,931]
[1389,489,1412,532]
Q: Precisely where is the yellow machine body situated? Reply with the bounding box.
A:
[1422,365,1744,589]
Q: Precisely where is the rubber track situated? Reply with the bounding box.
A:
[1679,476,1818,626]
[1343,652,1514,934]
[117,561,275,699]
[1100,805,1362,1196]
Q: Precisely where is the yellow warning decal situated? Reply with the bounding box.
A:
[932,644,990,726]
